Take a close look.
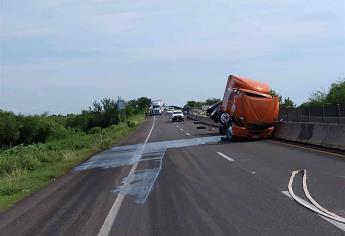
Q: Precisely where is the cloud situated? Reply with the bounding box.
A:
[0,0,344,114]
[1,25,56,37]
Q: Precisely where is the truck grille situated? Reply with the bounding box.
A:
[247,123,270,131]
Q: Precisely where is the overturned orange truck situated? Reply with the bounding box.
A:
[207,75,279,139]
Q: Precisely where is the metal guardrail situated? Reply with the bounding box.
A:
[280,104,345,124]
[190,103,345,124]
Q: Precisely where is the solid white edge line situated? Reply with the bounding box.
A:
[281,191,345,232]
[216,152,234,162]
[97,116,156,236]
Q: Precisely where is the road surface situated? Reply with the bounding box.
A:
[0,115,344,236]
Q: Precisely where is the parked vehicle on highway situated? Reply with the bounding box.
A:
[171,110,184,122]
[207,75,279,139]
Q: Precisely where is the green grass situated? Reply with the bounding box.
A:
[0,115,144,211]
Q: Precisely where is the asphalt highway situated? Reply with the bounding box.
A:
[0,115,344,236]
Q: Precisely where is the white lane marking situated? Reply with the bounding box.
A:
[289,170,345,223]
[176,126,179,128]
[98,116,156,236]
[302,170,345,222]
[180,129,184,131]
[216,152,234,162]
[186,133,191,136]
[281,191,345,232]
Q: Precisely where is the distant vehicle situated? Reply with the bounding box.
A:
[171,110,184,122]
[150,100,164,115]
[166,106,175,115]
[182,106,190,115]
[207,75,279,139]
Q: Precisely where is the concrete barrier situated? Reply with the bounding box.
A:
[187,113,220,127]
[274,122,345,151]
[188,113,345,150]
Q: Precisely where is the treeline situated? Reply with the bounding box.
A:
[272,78,345,108]
[301,78,345,107]
[0,97,151,147]
[185,98,222,108]
[185,79,344,110]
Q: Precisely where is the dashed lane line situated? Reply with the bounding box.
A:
[216,152,234,162]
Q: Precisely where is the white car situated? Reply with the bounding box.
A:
[171,110,184,122]
[166,106,175,115]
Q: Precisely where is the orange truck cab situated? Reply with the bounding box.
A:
[208,75,279,139]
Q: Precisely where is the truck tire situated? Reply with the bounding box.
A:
[219,125,227,135]
[210,109,222,123]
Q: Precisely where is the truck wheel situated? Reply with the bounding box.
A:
[219,126,226,135]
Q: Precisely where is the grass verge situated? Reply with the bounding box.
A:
[0,115,144,211]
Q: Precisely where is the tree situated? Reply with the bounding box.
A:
[270,89,296,108]
[186,101,203,108]
[137,97,151,111]
[17,115,40,144]
[126,99,138,116]
[270,89,282,104]
[281,97,296,108]
[326,79,345,104]
[0,110,22,146]
[127,100,138,110]
[301,90,327,107]
[101,98,118,127]
[204,98,221,106]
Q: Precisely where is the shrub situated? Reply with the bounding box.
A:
[127,120,136,128]
[17,116,40,144]
[88,127,102,134]
[0,110,22,146]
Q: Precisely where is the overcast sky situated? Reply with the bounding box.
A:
[0,0,344,114]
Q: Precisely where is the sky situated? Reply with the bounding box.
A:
[0,0,344,115]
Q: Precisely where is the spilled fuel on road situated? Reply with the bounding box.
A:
[74,136,223,204]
